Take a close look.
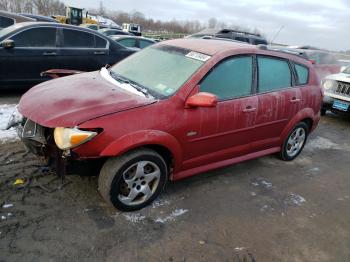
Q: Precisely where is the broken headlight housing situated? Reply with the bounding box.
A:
[322,79,336,91]
[54,127,97,150]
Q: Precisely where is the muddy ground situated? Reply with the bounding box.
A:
[1,93,350,262]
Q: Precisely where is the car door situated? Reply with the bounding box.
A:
[252,55,301,151]
[181,55,258,169]
[58,28,109,71]
[0,26,58,87]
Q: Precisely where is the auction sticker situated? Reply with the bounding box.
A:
[186,51,211,62]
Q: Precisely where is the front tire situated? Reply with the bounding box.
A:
[98,148,168,211]
[280,122,309,161]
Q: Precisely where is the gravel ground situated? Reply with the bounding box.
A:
[1,93,350,262]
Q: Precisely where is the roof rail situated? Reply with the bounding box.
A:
[257,45,309,60]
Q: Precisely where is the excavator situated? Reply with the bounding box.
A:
[53,6,97,26]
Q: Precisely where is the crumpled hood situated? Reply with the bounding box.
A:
[18,70,155,127]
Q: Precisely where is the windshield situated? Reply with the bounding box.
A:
[110,45,206,98]
[0,23,20,39]
[306,51,338,64]
[342,66,350,74]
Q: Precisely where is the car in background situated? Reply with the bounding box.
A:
[17,39,321,211]
[109,35,156,50]
[321,65,350,115]
[271,46,342,79]
[0,22,135,88]
[188,28,268,45]
[98,28,132,37]
[0,10,35,29]
[80,23,100,30]
[19,13,58,23]
[302,49,341,78]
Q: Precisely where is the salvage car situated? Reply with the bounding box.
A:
[0,10,35,29]
[110,35,156,50]
[280,47,341,79]
[98,28,132,37]
[16,39,322,211]
[0,22,135,88]
[321,65,350,115]
[188,28,268,45]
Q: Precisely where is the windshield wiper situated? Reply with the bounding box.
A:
[109,71,151,98]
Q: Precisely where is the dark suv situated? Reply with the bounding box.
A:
[188,28,268,45]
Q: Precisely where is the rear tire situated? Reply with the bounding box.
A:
[280,122,309,161]
[98,148,168,211]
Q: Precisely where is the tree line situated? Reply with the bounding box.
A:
[0,0,65,15]
[0,0,262,35]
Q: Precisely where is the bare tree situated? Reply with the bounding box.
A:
[208,17,217,29]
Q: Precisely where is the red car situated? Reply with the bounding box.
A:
[18,39,322,211]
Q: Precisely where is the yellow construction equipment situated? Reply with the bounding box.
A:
[53,6,97,25]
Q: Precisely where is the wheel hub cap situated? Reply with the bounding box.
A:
[286,127,306,157]
[118,161,160,206]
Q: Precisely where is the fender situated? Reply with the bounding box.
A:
[100,130,183,172]
[279,108,317,143]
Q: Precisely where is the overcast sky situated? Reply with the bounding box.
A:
[64,0,350,50]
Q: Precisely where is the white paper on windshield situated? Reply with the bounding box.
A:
[185,51,211,62]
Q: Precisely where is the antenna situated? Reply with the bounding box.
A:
[271,25,285,44]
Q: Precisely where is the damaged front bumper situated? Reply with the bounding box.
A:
[14,117,68,177]
[15,117,104,177]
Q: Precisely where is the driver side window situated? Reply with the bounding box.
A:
[10,27,57,47]
[200,56,253,100]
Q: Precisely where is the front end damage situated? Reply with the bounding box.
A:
[17,118,68,178]
[10,114,102,179]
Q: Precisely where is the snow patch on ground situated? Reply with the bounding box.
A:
[306,136,342,150]
[285,193,306,207]
[123,213,146,223]
[0,104,19,143]
[151,198,170,208]
[154,208,188,223]
[251,177,273,189]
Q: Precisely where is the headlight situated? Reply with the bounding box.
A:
[322,79,336,90]
[54,127,97,150]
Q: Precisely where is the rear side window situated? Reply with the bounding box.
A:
[258,56,292,92]
[253,39,268,45]
[140,40,153,48]
[62,29,94,48]
[235,37,249,43]
[295,64,309,85]
[118,38,136,48]
[0,16,14,28]
[10,27,56,47]
[200,56,253,100]
[95,36,107,48]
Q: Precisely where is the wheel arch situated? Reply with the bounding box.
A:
[280,108,317,144]
[100,130,182,178]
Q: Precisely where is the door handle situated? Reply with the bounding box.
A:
[43,52,57,56]
[290,97,301,103]
[243,105,257,113]
[94,51,106,55]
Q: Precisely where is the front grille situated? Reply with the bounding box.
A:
[335,81,350,96]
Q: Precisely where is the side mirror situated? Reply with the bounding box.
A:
[1,39,15,49]
[186,92,218,108]
[309,59,316,64]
